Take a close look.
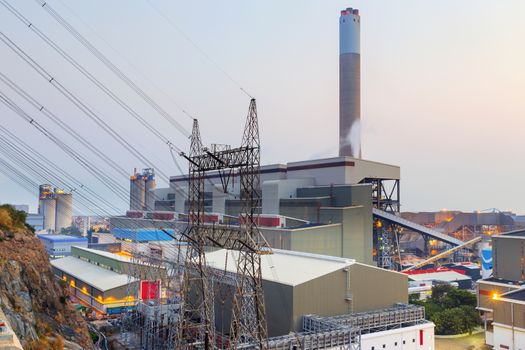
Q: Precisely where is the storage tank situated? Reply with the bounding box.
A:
[41,198,56,232]
[55,192,73,232]
[38,184,53,214]
[339,8,361,158]
[144,168,156,211]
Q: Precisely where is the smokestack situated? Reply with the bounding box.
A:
[339,8,361,158]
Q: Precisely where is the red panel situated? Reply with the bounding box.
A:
[405,267,466,275]
[419,329,423,346]
[239,216,281,227]
[479,289,492,296]
[258,217,281,227]
[141,281,160,300]
[152,212,175,220]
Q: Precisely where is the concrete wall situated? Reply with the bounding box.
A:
[349,263,408,312]
[361,322,435,350]
[493,323,525,350]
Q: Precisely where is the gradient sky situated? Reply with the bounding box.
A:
[1,1,524,214]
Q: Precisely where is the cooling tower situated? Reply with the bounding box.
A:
[339,8,361,158]
[41,198,56,232]
[55,192,73,232]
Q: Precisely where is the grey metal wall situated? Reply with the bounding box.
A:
[213,279,293,338]
[292,268,350,331]
[493,236,525,281]
[260,224,343,258]
[348,263,408,312]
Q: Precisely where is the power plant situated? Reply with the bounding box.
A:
[43,6,449,350]
[38,184,73,233]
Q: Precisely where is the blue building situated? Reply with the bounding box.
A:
[37,234,88,259]
[111,228,174,243]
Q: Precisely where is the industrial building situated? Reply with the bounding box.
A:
[167,157,400,266]
[476,229,525,349]
[110,7,438,349]
[206,248,408,337]
[37,234,88,259]
[37,184,73,233]
[49,246,168,315]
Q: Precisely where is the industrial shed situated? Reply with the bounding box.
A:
[206,249,407,337]
[51,256,138,314]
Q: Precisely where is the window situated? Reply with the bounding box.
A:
[395,342,397,346]
[382,345,385,349]
[371,347,374,350]
[403,340,406,345]
[413,339,415,343]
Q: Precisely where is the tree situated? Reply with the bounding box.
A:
[412,284,482,335]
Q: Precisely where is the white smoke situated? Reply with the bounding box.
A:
[344,120,361,158]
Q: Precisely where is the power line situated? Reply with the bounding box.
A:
[34,0,191,138]
[54,0,195,123]
[0,71,129,178]
[144,0,254,99]
[0,0,183,156]
[0,91,131,202]
[0,31,171,181]
[0,124,120,214]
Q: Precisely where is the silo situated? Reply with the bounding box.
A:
[42,198,56,232]
[38,184,53,214]
[144,168,156,211]
[339,8,361,158]
[55,193,73,232]
[130,173,145,211]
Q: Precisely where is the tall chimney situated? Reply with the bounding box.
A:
[339,8,361,158]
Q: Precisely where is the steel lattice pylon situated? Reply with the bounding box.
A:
[177,118,216,349]
[178,99,270,350]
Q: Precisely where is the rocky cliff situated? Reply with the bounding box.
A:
[0,206,93,349]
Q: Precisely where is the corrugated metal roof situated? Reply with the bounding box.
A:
[73,246,133,263]
[205,249,355,287]
[112,228,174,242]
[51,256,136,292]
[37,234,88,243]
[408,271,471,282]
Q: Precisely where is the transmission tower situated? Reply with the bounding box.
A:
[178,99,270,349]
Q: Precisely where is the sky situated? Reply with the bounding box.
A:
[0,1,524,214]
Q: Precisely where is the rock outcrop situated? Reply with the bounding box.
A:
[0,220,93,349]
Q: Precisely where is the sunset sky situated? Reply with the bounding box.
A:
[1,1,524,214]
